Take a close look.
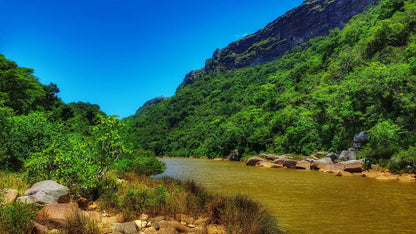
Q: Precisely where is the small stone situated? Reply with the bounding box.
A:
[135,220,147,229]
[140,214,149,221]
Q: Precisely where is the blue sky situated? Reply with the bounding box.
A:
[1,0,303,117]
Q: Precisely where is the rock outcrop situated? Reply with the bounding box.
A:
[179,0,378,89]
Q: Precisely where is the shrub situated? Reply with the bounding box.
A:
[358,120,401,163]
[113,156,165,176]
[389,146,416,173]
[208,195,282,234]
[0,202,39,234]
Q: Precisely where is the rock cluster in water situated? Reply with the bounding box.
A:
[245,153,416,182]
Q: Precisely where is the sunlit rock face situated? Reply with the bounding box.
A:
[181,0,378,88]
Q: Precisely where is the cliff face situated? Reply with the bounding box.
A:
[180,0,378,88]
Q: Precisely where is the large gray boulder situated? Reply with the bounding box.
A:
[339,149,357,161]
[17,180,70,205]
[353,131,370,149]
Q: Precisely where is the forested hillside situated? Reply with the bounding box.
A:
[127,0,416,171]
[0,54,163,197]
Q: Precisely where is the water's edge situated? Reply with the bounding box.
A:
[155,158,416,233]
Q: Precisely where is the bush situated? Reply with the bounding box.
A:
[358,120,401,163]
[389,146,416,173]
[207,195,282,234]
[24,134,101,198]
[113,156,165,176]
[0,202,39,234]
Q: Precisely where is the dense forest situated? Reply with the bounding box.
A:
[127,0,416,172]
[0,54,164,197]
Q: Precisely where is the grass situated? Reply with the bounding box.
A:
[62,209,100,234]
[0,171,30,193]
[0,202,39,234]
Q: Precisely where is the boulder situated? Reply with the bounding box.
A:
[282,159,297,169]
[311,157,334,170]
[159,220,189,233]
[339,149,357,161]
[17,180,69,205]
[325,153,339,162]
[33,221,48,234]
[111,222,138,233]
[259,154,280,161]
[296,161,311,170]
[37,203,82,227]
[273,156,289,165]
[256,161,275,168]
[246,157,267,166]
[343,160,364,173]
[1,188,19,205]
[323,162,345,173]
[353,131,370,149]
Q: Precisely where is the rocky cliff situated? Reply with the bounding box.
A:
[180,0,378,88]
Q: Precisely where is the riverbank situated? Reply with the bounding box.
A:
[243,154,416,182]
[0,171,282,233]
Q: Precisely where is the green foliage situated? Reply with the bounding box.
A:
[113,156,165,176]
[0,202,39,234]
[127,0,416,163]
[389,146,416,173]
[358,120,402,163]
[23,134,100,196]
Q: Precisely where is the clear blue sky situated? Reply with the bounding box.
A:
[1,0,303,118]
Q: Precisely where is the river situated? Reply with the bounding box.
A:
[154,157,416,233]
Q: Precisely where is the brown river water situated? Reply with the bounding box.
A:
[154,158,416,233]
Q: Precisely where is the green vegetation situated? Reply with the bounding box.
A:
[0,202,39,234]
[0,54,165,199]
[127,0,416,172]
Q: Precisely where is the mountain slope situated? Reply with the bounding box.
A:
[127,0,416,171]
[180,0,379,88]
